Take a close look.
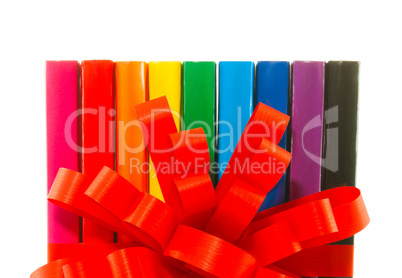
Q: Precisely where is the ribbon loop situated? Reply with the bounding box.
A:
[238,220,301,266]
[123,193,179,252]
[205,102,291,243]
[31,259,69,278]
[164,225,257,278]
[205,178,265,242]
[241,138,291,194]
[48,168,126,234]
[216,103,290,203]
[250,187,369,250]
[48,167,180,252]
[85,166,141,220]
[170,128,216,228]
[135,97,183,216]
[169,128,210,174]
[174,173,216,229]
[136,97,216,227]
[238,198,338,265]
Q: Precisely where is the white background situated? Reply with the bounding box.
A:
[0,0,400,277]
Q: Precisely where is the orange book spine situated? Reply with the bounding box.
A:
[115,62,149,242]
[116,61,149,192]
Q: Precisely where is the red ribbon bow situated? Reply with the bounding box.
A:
[32,96,369,278]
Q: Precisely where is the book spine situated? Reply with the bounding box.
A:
[322,61,359,190]
[81,60,115,243]
[217,62,254,180]
[46,61,80,251]
[148,61,182,201]
[116,61,149,192]
[256,61,290,209]
[320,61,359,278]
[289,61,325,200]
[183,61,216,184]
[115,61,149,243]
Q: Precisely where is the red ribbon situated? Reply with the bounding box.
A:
[32,96,369,278]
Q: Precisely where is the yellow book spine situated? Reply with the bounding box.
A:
[149,61,182,201]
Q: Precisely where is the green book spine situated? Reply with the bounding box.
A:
[183,62,216,183]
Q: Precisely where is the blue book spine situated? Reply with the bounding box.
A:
[256,61,290,210]
[217,62,254,180]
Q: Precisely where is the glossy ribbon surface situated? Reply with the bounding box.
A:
[33,96,369,278]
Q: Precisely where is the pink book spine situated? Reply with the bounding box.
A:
[46,61,80,244]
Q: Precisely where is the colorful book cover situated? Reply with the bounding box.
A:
[46,61,80,258]
[81,60,115,242]
[183,61,216,183]
[320,61,359,278]
[148,61,182,201]
[217,62,254,180]
[116,61,149,192]
[115,61,149,242]
[289,61,325,200]
[256,61,290,209]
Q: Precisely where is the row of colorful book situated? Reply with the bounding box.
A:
[47,61,359,277]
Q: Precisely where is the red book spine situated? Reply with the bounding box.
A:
[81,60,115,242]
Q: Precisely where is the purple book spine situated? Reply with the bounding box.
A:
[289,61,325,200]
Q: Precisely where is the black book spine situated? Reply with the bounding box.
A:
[321,61,359,278]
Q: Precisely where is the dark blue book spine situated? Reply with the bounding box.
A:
[256,61,290,210]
